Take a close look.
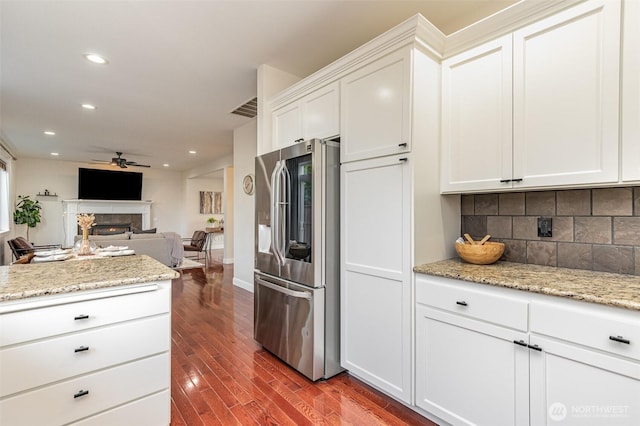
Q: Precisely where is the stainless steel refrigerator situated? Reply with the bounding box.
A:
[254,138,341,381]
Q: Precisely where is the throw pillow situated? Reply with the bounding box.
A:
[133,228,157,234]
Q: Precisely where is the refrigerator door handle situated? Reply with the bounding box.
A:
[270,160,283,265]
[256,276,312,300]
[279,161,291,265]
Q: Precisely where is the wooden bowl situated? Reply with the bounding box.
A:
[455,241,505,265]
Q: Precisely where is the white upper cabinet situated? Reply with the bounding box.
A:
[441,0,621,193]
[272,82,339,149]
[272,102,302,149]
[512,0,621,188]
[341,49,411,163]
[441,35,513,193]
[621,0,640,182]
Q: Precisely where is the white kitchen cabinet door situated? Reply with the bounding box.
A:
[272,102,302,149]
[441,35,513,193]
[622,0,640,182]
[416,305,530,426]
[529,335,640,426]
[341,49,411,163]
[341,154,411,403]
[512,0,621,188]
[302,82,339,140]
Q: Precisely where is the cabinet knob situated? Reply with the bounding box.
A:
[74,345,90,353]
[456,301,468,306]
[609,335,630,344]
[74,314,89,320]
[74,389,89,399]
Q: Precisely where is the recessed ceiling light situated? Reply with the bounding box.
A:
[50,152,59,156]
[84,53,108,65]
[81,104,96,110]
[44,130,56,136]
[189,150,196,154]
[163,163,169,167]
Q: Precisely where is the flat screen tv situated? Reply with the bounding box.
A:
[78,168,143,200]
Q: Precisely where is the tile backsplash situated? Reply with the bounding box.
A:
[461,187,640,275]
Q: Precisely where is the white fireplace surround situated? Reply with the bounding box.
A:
[63,199,152,248]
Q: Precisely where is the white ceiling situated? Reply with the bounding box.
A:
[0,0,517,171]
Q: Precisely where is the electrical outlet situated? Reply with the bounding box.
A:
[538,217,552,237]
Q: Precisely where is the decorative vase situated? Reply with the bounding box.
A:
[78,228,92,256]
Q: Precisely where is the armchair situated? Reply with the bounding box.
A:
[182,230,207,260]
[7,237,61,261]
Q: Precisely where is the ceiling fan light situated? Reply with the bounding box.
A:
[84,53,108,65]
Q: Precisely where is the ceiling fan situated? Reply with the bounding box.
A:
[92,152,150,168]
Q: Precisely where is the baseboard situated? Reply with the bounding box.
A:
[223,257,234,264]
[233,277,253,293]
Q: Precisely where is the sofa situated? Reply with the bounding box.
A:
[75,232,184,267]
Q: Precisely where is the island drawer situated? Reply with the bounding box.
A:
[0,314,170,397]
[530,301,640,361]
[417,276,529,331]
[0,284,169,347]
[71,390,170,426]
[0,353,169,426]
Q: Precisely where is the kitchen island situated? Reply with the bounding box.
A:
[0,255,178,426]
[413,259,640,426]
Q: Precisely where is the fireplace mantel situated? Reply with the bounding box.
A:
[62,199,152,247]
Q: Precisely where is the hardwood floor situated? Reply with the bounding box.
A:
[170,257,437,425]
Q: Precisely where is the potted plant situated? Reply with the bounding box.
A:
[13,195,42,241]
[206,217,218,230]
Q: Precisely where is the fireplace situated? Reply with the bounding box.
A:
[63,199,152,247]
[91,223,132,235]
[80,213,143,235]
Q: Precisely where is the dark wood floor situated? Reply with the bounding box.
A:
[170,256,438,425]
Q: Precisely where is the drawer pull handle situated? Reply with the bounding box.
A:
[456,301,468,306]
[528,344,542,351]
[74,346,90,353]
[512,178,523,183]
[398,143,408,147]
[513,340,528,347]
[609,335,630,344]
[74,314,89,320]
[294,138,304,143]
[399,157,408,162]
[74,390,89,399]
[499,179,511,183]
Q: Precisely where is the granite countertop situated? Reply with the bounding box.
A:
[414,259,640,311]
[0,255,179,302]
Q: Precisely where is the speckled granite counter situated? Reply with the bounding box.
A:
[0,254,179,302]
[414,259,640,311]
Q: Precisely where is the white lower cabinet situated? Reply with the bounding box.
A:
[416,275,640,426]
[0,282,171,426]
[416,306,529,426]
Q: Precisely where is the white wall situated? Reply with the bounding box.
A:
[183,177,224,237]
[233,119,257,292]
[11,157,185,247]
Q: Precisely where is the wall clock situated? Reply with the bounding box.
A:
[243,174,255,195]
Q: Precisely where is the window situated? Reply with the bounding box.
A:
[0,158,9,233]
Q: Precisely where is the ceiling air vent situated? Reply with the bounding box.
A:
[231,97,258,118]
